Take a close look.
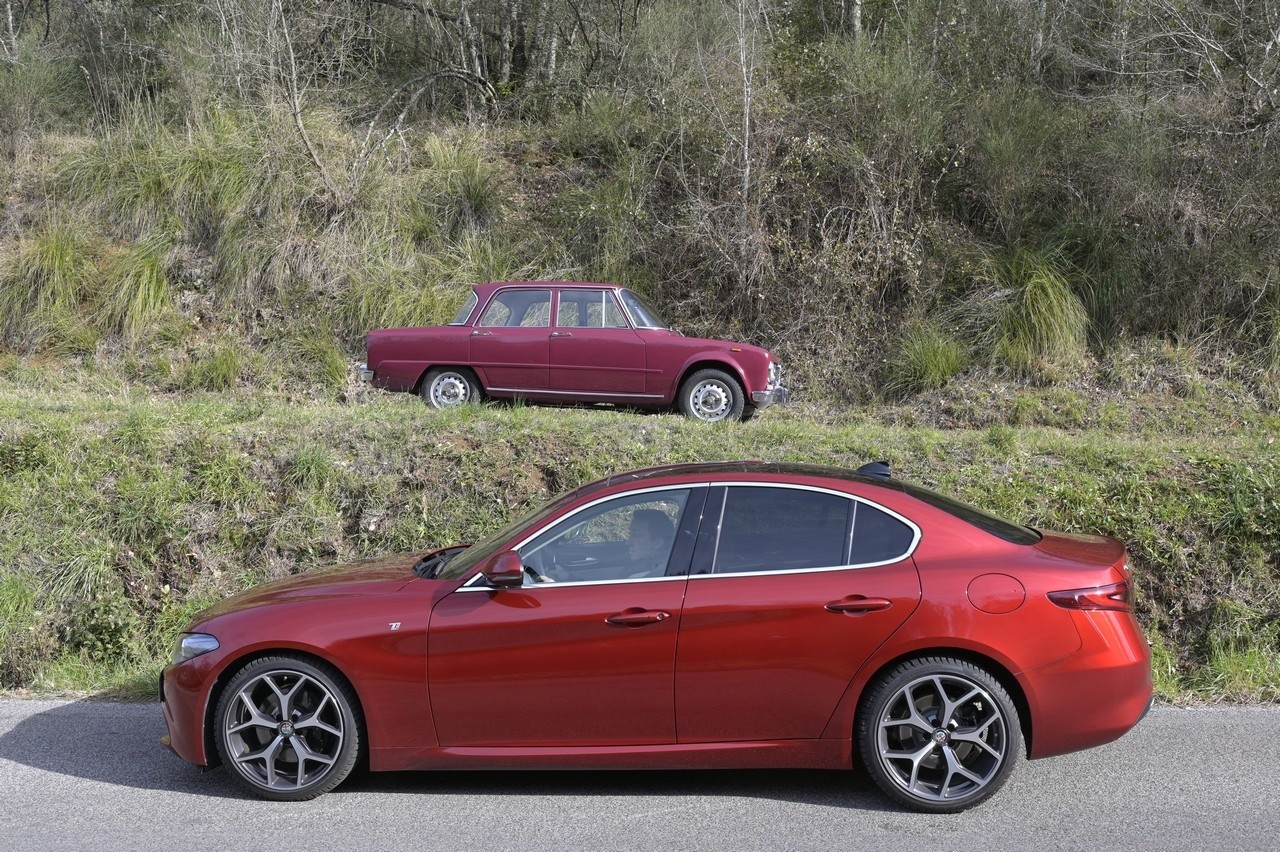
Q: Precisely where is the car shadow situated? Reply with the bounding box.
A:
[0,697,898,812]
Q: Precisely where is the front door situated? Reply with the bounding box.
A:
[427,487,702,747]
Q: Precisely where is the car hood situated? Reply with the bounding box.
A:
[195,553,423,620]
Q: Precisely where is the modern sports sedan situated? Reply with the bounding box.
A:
[159,461,1153,812]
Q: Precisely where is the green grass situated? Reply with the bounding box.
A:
[0,381,1276,700]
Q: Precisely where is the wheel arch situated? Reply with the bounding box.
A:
[202,647,370,770]
[853,647,1033,757]
[673,358,748,399]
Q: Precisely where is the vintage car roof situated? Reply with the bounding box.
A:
[471,280,622,299]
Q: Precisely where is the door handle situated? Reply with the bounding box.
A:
[470,330,492,336]
[606,609,670,627]
[550,331,573,338]
[825,597,892,614]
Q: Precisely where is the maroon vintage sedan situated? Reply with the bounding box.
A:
[358,281,790,421]
[160,462,1153,812]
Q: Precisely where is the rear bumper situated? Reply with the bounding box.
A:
[1023,609,1154,759]
[751,386,791,409]
[357,363,375,383]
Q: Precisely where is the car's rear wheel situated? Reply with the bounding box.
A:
[422,367,482,409]
[678,368,745,422]
[214,655,362,801]
[856,656,1021,813]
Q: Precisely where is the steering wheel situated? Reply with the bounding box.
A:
[521,550,557,583]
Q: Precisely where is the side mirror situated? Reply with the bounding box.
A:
[481,551,525,588]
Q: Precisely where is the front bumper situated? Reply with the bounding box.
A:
[751,386,791,408]
[357,362,375,383]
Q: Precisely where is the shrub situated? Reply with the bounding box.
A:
[885,321,967,397]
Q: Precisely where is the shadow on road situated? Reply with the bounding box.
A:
[0,697,898,811]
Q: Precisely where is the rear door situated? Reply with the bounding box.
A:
[673,484,922,743]
[548,289,648,394]
[469,287,551,391]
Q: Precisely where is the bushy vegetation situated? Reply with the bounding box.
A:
[0,1,1277,699]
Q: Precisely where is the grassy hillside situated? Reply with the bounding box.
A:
[1,1,1278,700]
[1,363,1278,701]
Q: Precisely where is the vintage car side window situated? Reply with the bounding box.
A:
[557,289,629,329]
[519,490,690,584]
[712,487,851,574]
[478,289,552,327]
[849,502,915,564]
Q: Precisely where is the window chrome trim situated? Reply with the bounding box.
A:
[454,480,921,590]
[691,481,921,578]
[456,483,700,591]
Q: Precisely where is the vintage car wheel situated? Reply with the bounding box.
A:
[422,367,482,409]
[214,655,363,802]
[678,369,745,422]
[856,656,1021,814]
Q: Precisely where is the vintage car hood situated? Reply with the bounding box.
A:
[195,553,424,620]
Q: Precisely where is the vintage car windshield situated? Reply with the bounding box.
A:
[433,489,585,580]
[618,289,668,329]
[450,291,479,325]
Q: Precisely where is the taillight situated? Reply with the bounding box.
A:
[1047,580,1133,612]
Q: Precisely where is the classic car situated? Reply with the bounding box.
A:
[358,282,789,421]
[160,461,1153,812]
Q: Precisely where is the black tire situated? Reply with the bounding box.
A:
[677,368,746,422]
[856,656,1022,813]
[420,367,483,409]
[214,654,363,802]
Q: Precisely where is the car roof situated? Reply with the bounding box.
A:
[471,281,623,300]
[582,461,900,495]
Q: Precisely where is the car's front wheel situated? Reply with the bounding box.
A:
[678,368,746,422]
[421,367,482,409]
[856,656,1021,813]
[214,655,363,801]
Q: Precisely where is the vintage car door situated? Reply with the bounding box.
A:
[547,288,648,395]
[468,286,551,391]
[673,485,923,743]
[427,487,704,747]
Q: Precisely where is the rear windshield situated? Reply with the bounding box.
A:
[897,482,1041,545]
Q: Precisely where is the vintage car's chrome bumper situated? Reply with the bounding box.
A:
[357,362,375,383]
[752,386,791,408]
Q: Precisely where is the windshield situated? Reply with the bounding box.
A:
[618,289,668,329]
[450,291,478,325]
[434,488,586,580]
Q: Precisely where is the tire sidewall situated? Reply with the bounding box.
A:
[856,656,1022,813]
[679,368,745,422]
[421,368,481,409]
[214,654,362,802]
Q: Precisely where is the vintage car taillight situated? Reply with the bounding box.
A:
[1047,580,1134,612]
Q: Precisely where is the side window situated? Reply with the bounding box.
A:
[713,487,851,574]
[557,290,629,329]
[478,290,552,327]
[849,502,915,564]
[519,490,690,584]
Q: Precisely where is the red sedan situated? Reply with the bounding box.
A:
[358,281,790,421]
[159,462,1153,812]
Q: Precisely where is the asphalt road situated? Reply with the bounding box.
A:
[0,698,1275,851]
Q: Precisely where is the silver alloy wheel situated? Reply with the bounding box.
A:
[222,669,345,792]
[688,379,732,421]
[429,371,474,407]
[874,673,1009,803]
